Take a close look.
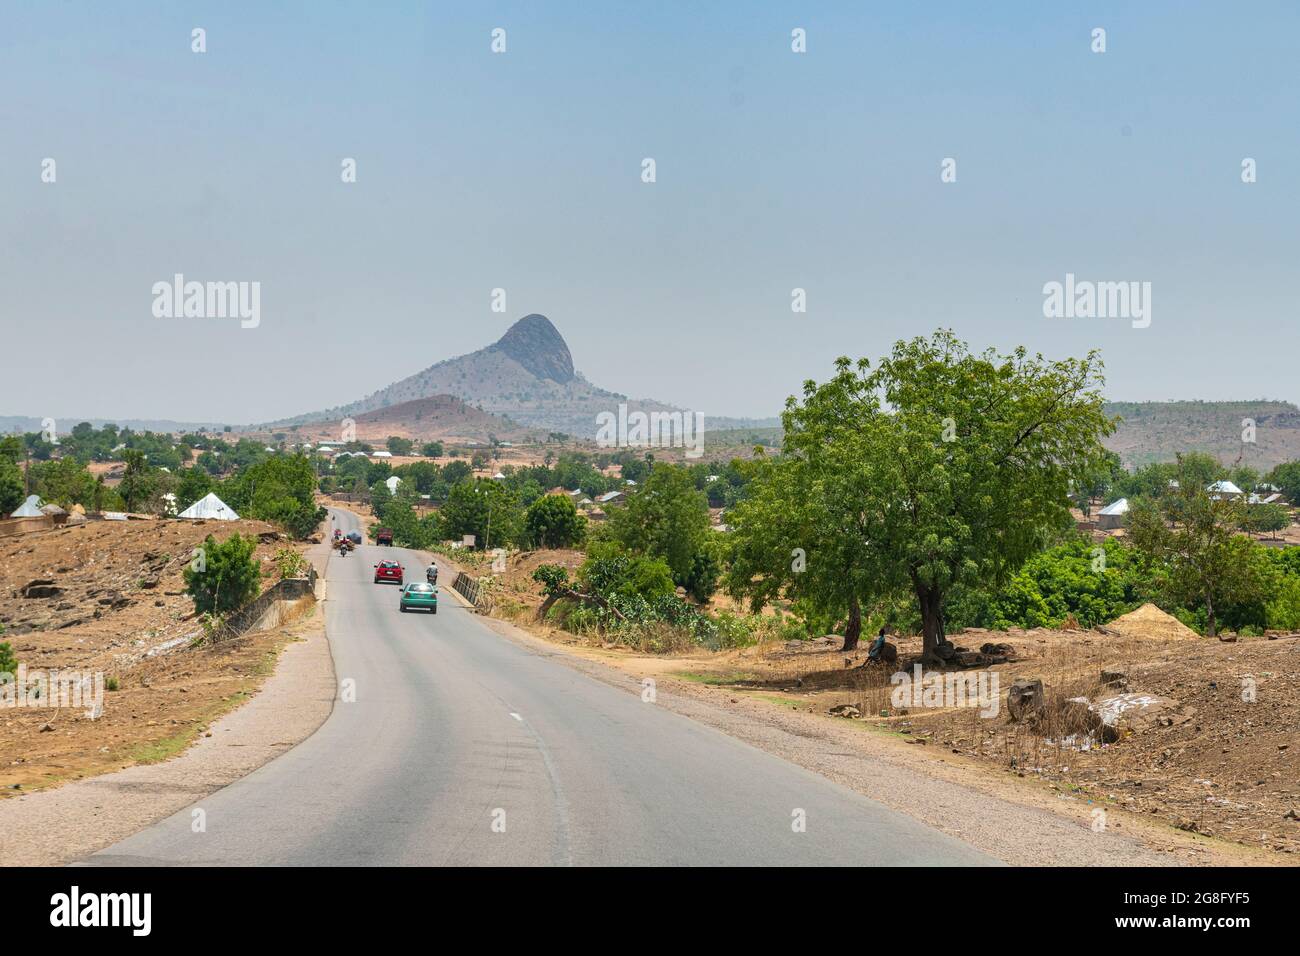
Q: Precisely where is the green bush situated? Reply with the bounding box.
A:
[183,533,263,614]
[711,610,759,650]
[943,537,1153,631]
[1265,573,1300,631]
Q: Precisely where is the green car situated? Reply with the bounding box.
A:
[399,582,438,614]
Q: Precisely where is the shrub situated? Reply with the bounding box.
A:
[711,610,759,650]
[1265,574,1300,631]
[183,533,262,614]
[274,547,310,580]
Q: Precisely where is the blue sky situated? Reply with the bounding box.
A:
[2,1,1297,423]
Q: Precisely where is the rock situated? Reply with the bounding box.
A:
[1092,693,1177,737]
[1285,809,1299,821]
[38,722,54,733]
[934,641,957,661]
[1059,697,1111,740]
[1100,669,1129,690]
[828,704,861,719]
[492,313,576,383]
[20,580,63,599]
[1007,678,1045,721]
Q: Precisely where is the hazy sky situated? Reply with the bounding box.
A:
[3,1,1298,425]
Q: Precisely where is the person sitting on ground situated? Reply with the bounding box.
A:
[867,626,888,661]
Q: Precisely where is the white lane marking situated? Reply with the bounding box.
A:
[509,712,522,721]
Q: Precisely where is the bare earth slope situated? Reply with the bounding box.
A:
[1104,400,1300,469]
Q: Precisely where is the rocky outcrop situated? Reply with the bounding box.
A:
[488,314,575,384]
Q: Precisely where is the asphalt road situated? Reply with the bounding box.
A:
[85,509,996,866]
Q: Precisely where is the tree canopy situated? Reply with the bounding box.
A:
[726,331,1113,656]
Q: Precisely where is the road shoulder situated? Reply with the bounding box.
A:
[463,610,1278,867]
[0,616,335,866]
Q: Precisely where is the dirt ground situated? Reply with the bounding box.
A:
[0,518,312,794]
[638,614,1300,858]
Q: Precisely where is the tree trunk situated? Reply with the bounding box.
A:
[917,585,946,663]
[842,597,862,652]
[1205,594,1216,638]
[537,593,561,621]
[536,588,627,623]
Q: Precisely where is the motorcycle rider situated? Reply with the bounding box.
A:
[426,563,438,584]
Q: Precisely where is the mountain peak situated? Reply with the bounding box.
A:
[490,314,574,383]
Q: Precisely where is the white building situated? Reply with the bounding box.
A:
[177,492,239,520]
[1096,497,1129,530]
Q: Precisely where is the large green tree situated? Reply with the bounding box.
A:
[440,479,524,549]
[727,331,1113,656]
[225,455,325,538]
[525,493,587,549]
[32,457,98,509]
[117,449,156,513]
[604,464,716,598]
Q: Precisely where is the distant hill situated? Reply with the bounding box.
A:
[270,395,536,445]
[1102,401,1300,470]
[670,403,1300,472]
[0,416,234,435]
[272,314,780,438]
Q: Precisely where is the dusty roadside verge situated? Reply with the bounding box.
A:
[0,518,315,791]
[0,614,335,866]
[0,540,338,866]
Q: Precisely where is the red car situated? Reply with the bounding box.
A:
[373,560,404,585]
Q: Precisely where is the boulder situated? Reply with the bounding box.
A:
[20,580,63,599]
[1059,697,1112,741]
[1100,669,1129,690]
[1093,693,1177,737]
[1007,678,1045,721]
